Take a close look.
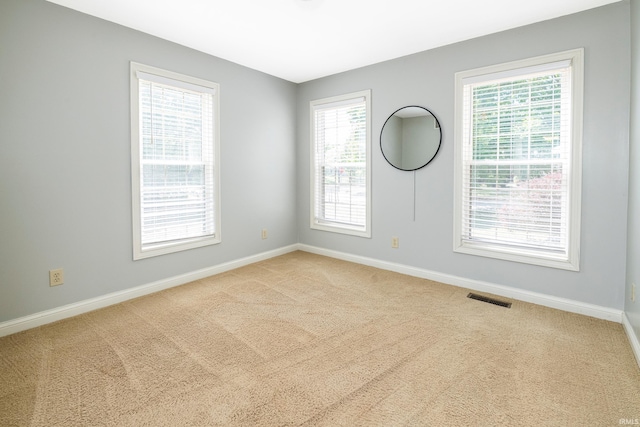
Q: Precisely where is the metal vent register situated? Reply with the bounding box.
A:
[467,293,512,308]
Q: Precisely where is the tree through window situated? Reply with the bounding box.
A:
[454,50,583,270]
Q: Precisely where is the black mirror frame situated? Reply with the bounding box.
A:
[380,105,442,171]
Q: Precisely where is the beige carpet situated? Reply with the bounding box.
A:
[1,251,639,426]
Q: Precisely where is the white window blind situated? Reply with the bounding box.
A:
[454,49,583,270]
[310,90,371,237]
[131,63,220,259]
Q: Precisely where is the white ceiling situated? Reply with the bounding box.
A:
[46,0,620,83]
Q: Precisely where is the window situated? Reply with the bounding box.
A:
[130,62,220,260]
[310,90,371,237]
[453,49,583,270]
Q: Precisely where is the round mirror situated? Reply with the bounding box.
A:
[380,106,442,171]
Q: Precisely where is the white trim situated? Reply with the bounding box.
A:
[453,48,584,271]
[461,59,572,86]
[309,89,372,238]
[0,243,626,341]
[135,70,218,95]
[0,245,298,338]
[297,244,622,323]
[622,312,640,369]
[130,61,222,260]
[455,49,583,86]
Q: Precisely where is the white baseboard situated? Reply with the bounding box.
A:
[0,245,299,338]
[0,243,626,338]
[622,312,640,369]
[298,244,623,323]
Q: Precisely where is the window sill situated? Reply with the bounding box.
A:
[454,241,579,271]
[311,221,371,238]
[134,235,221,260]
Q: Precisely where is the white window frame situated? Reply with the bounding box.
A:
[453,49,583,271]
[310,90,372,238]
[130,62,221,260]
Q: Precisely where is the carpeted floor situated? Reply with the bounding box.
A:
[1,251,639,426]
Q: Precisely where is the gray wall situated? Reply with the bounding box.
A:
[0,0,298,322]
[627,0,640,341]
[297,2,631,309]
[0,0,634,325]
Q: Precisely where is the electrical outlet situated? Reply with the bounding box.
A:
[49,268,64,286]
[261,229,268,239]
[391,237,399,249]
[632,283,636,303]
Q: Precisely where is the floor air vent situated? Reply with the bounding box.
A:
[467,293,512,308]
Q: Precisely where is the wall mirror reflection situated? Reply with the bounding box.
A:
[380,106,442,171]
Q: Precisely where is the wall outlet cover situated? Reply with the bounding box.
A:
[49,269,64,286]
